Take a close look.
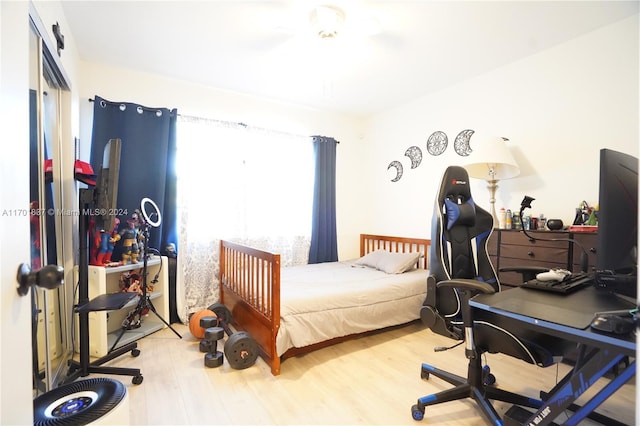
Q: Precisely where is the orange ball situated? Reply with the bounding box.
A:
[189,309,217,339]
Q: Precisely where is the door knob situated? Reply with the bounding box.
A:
[16,263,64,296]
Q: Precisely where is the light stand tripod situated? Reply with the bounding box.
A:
[65,187,144,385]
[109,198,182,352]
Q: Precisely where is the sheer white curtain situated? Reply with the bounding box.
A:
[175,116,313,322]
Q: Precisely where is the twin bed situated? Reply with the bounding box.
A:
[219,234,431,375]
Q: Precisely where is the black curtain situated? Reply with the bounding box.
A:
[308,135,338,263]
[89,96,178,261]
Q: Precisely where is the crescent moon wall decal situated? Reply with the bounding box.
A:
[387,160,404,182]
[454,129,475,156]
[427,131,448,156]
[404,146,423,169]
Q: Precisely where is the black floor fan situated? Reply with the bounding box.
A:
[109,198,182,352]
[64,187,144,385]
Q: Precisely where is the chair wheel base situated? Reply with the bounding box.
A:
[411,404,424,421]
[482,365,496,385]
[420,366,430,380]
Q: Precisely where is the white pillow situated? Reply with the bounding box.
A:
[355,250,421,274]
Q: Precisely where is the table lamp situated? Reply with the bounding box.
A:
[463,135,520,225]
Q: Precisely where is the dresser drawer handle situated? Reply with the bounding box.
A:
[527,251,534,257]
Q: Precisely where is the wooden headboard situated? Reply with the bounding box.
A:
[360,234,430,270]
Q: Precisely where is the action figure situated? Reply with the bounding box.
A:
[116,216,141,265]
[118,269,154,295]
[93,218,120,266]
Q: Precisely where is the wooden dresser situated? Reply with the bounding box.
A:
[569,232,599,273]
[488,229,598,287]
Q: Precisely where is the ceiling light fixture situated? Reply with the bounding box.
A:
[310,5,345,40]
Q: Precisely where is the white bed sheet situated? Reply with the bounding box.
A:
[276,260,429,356]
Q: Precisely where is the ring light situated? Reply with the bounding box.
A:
[140,197,161,228]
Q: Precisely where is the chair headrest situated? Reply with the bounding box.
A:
[439,166,472,200]
[439,166,477,230]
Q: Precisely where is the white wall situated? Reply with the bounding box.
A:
[362,14,639,239]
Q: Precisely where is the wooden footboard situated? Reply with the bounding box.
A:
[219,234,430,376]
[219,240,281,375]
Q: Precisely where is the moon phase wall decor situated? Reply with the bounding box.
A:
[454,129,474,156]
[426,131,448,156]
[404,146,422,169]
[387,160,403,182]
[386,129,476,182]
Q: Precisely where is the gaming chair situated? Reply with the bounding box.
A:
[413,166,565,424]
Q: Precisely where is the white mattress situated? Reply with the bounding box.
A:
[276,260,429,355]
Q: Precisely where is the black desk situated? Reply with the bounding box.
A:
[471,285,636,426]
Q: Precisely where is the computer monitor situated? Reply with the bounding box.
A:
[594,148,638,299]
[93,138,122,232]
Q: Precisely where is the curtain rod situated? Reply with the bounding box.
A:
[178,113,339,143]
[88,98,338,143]
[88,97,177,118]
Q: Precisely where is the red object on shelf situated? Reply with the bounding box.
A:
[569,225,598,233]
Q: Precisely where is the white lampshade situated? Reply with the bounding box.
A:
[464,135,520,181]
[463,134,520,225]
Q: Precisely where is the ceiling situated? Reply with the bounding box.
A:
[60,1,638,117]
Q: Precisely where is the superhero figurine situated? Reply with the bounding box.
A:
[93,218,120,266]
[116,217,141,265]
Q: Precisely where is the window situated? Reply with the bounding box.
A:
[176,117,314,243]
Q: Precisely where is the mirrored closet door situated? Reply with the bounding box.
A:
[29,10,71,395]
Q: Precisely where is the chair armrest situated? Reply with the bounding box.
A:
[437,279,496,295]
[423,276,494,339]
[436,279,495,330]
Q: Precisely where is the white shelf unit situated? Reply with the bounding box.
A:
[74,256,169,357]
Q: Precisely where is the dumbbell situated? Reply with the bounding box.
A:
[198,315,219,353]
[208,302,259,370]
[203,326,225,368]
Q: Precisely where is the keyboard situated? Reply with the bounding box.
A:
[520,273,593,294]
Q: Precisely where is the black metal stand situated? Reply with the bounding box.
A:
[109,219,182,353]
[64,188,143,385]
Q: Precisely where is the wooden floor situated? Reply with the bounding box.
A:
[93,321,636,425]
